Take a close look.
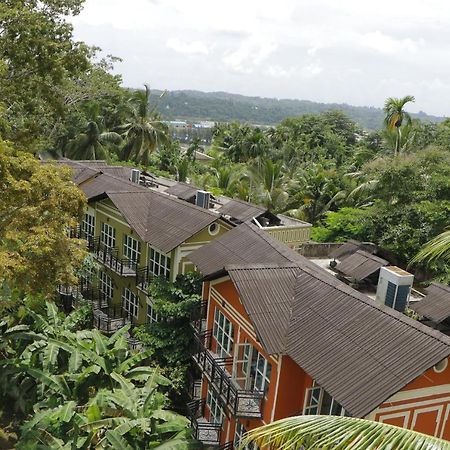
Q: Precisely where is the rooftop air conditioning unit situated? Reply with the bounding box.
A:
[196,190,210,209]
[131,169,141,184]
[375,266,414,312]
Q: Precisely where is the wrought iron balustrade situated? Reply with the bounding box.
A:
[92,240,137,276]
[93,305,131,334]
[192,331,264,419]
[191,300,208,333]
[187,399,222,446]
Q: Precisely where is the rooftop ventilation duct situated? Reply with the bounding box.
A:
[195,190,210,209]
[131,169,141,184]
[375,266,414,312]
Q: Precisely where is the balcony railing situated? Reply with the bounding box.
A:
[192,331,264,419]
[58,281,108,311]
[136,266,152,293]
[191,300,208,333]
[187,399,222,447]
[93,305,131,334]
[90,238,137,277]
[186,370,202,401]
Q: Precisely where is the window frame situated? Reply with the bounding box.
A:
[206,385,224,426]
[213,308,234,357]
[123,234,141,263]
[122,287,139,318]
[149,247,171,278]
[101,223,116,249]
[146,300,159,323]
[82,213,95,239]
[99,271,113,301]
[304,381,346,416]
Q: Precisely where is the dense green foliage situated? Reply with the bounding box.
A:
[134,273,202,398]
[0,303,194,449]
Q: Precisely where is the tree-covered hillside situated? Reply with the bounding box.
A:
[154,89,446,130]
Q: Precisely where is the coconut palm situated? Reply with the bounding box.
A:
[66,121,122,160]
[242,415,450,450]
[383,95,415,156]
[411,229,450,265]
[119,85,170,166]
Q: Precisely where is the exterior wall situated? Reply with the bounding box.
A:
[199,278,309,447]
[366,357,450,439]
[179,219,233,274]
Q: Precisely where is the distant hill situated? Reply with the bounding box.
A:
[153,89,446,130]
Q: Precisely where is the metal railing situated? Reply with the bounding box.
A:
[136,266,152,292]
[187,399,222,446]
[58,280,108,311]
[191,300,208,333]
[91,238,138,276]
[192,331,264,419]
[93,305,131,334]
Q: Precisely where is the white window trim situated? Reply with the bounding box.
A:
[122,287,139,318]
[149,246,171,278]
[100,271,113,300]
[206,386,224,425]
[101,223,116,249]
[304,381,346,416]
[213,308,234,357]
[123,234,141,262]
[82,213,95,238]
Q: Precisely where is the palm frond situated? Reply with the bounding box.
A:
[242,415,450,450]
[410,230,450,265]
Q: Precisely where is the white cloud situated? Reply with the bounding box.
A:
[71,0,450,116]
[166,38,209,55]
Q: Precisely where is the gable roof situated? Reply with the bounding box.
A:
[411,283,450,323]
[189,222,305,277]
[104,190,218,253]
[329,239,364,260]
[225,263,450,418]
[335,249,388,281]
[218,198,267,222]
[165,182,199,201]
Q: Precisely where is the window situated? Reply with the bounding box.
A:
[304,381,346,416]
[208,222,220,236]
[82,213,95,238]
[99,271,113,300]
[123,235,141,262]
[101,223,116,249]
[122,288,139,317]
[239,343,271,394]
[253,351,271,393]
[149,247,171,278]
[213,308,234,357]
[147,301,158,323]
[206,386,223,425]
[234,422,258,450]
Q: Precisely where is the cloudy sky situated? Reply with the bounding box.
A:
[71,0,450,116]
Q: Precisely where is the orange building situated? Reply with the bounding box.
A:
[187,223,450,448]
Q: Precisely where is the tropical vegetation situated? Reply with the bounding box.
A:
[242,415,450,450]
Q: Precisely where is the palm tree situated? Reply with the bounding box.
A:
[383,95,415,156]
[411,229,450,265]
[119,85,170,166]
[66,121,122,160]
[242,415,450,450]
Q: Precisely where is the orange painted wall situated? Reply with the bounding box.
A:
[371,357,450,439]
[274,356,313,420]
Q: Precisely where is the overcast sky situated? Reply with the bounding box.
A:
[71,0,450,116]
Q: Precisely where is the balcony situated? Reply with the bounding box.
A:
[91,238,137,277]
[58,281,108,311]
[190,300,208,333]
[187,399,222,447]
[136,266,152,293]
[93,305,131,334]
[192,331,264,419]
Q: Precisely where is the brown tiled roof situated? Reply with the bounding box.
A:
[189,223,306,277]
[335,250,388,281]
[106,190,218,253]
[411,283,450,323]
[165,182,198,201]
[79,173,146,199]
[225,263,450,418]
[329,239,363,260]
[218,198,266,222]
